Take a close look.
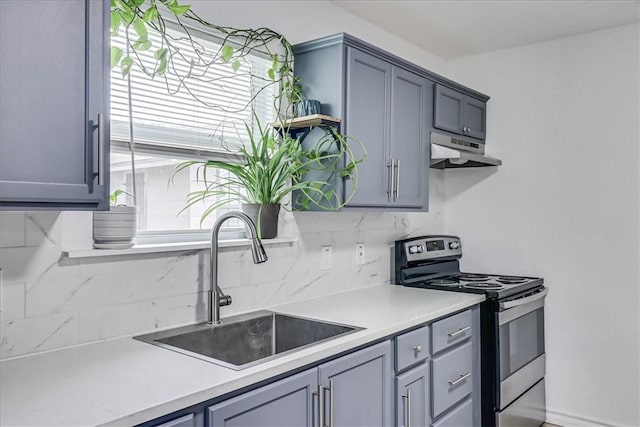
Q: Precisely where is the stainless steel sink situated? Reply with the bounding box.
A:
[134,311,363,370]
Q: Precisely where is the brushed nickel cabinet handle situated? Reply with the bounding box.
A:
[315,384,325,427]
[387,160,394,201]
[394,159,400,201]
[448,326,471,338]
[97,113,106,186]
[448,372,471,387]
[402,388,412,427]
[328,380,334,427]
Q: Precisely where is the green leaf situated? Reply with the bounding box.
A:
[132,39,152,51]
[154,47,168,61]
[220,44,233,62]
[120,56,133,77]
[231,60,241,72]
[168,3,191,15]
[132,18,148,39]
[156,58,167,75]
[132,0,145,6]
[142,6,158,22]
[110,11,122,36]
[110,46,124,68]
[267,68,275,80]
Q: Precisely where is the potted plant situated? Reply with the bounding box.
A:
[93,190,136,249]
[175,115,364,238]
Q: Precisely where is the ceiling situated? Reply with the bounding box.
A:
[332,0,640,59]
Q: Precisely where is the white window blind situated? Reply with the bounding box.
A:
[109,24,278,238]
[110,25,277,153]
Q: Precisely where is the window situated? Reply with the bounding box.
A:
[110,24,277,241]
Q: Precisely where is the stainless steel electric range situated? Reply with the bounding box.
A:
[393,235,548,427]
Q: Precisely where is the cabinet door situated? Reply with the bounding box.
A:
[318,341,393,427]
[0,0,109,210]
[396,363,430,427]
[434,85,464,136]
[462,96,486,140]
[208,368,317,427]
[344,47,392,207]
[389,67,430,208]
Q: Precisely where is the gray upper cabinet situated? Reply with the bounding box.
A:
[389,67,430,208]
[294,35,433,211]
[344,48,429,209]
[434,84,486,140]
[318,341,393,427]
[0,0,110,210]
[344,48,392,207]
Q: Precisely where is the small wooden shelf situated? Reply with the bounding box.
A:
[274,114,341,129]
[274,114,342,141]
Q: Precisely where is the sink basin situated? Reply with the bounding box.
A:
[134,311,363,370]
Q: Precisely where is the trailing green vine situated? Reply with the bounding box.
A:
[110,0,302,116]
[109,0,366,217]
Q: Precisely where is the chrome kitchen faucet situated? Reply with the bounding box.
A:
[209,212,267,324]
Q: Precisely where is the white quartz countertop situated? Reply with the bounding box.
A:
[0,285,484,427]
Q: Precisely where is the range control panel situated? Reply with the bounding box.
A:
[401,235,462,263]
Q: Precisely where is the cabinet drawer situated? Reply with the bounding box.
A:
[432,341,473,418]
[396,325,430,372]
[152,414,194,427]
[432,310,472,354]
[432,398,473,427]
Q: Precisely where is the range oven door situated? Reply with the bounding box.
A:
[497,287,547,425]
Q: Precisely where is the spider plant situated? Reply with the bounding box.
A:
[175,115,365,224]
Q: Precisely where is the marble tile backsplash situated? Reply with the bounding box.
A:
[0,173,444,359]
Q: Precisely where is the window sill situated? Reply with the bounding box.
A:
[63,237,298,259]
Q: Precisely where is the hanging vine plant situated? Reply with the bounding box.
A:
[109,0,366,218]
[110,0,301,116]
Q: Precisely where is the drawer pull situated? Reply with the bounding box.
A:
[402,388,411,427]
[447,326,470,338]
[448,372,471,387]
[412,345,422,357]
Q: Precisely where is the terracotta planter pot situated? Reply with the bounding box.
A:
[92,205,136,249]
[241,203,280,239]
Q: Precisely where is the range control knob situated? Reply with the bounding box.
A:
[408,245,419,254]
[449,241,460,250]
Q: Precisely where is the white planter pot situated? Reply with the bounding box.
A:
[93,205,136,249]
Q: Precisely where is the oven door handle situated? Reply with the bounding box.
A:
[499,288,548,310]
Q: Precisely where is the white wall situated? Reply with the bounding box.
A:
[0,1,446,360]
[444,24,640,427]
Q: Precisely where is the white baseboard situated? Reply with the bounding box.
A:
[546,408,619,427]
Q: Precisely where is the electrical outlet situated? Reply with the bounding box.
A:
[356,243,366,265]
[321,246,332,270]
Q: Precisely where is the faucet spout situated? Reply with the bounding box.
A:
[208,211,267,325]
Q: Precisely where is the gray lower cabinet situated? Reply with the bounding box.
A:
[318,341,393,426]
[208,369,317,427]
[156,414,196,427]
[0,0,110,210]
[396,363,430,427]
[207,341,391,427]
[434,84,486,141]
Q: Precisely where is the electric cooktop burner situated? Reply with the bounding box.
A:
[462,282,505,290]
[496,276,528,284]
[457,273,490,281]
[428,279,458,286]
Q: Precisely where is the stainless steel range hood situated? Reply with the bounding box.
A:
[430,131,502,169]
